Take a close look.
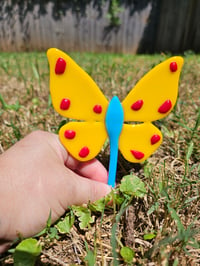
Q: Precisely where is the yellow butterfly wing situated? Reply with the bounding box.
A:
[122,56,184,122]
[59,121,107,161]
[47,48,108,121]
[119,122,162,163]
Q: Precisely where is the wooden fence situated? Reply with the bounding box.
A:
[0,0,200,53]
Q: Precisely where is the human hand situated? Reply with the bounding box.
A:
[0,130,110,253]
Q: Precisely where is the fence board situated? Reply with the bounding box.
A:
[0,0,199,53]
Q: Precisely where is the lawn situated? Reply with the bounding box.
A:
[0,51,199,265]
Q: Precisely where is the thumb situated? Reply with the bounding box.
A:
[74,175,112,205]
[56,168,111,208]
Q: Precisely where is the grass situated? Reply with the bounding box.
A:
[0,51,199,265]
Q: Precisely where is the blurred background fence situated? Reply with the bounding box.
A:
[0,0,200,53]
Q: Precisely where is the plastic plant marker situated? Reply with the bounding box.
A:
[47,48,184,187]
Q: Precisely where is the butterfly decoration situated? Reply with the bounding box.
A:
[47,48,183,187]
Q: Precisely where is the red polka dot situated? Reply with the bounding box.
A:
[60,98,70,110]
[158,100,172,113]
[55,58,66,74]
[169,62,177,72]
[79,146,90,158]
[151,134,161,145]
[64,130,76,139]
[131,100,143,111]
[130,150,144,160]
[93,104,102,114]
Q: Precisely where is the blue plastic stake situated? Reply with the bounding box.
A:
[105,96,124,187]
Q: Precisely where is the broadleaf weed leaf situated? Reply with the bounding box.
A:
[89,197,106,213]
[143,233,156,240]
[119,175,146,197]
[14,238,42,266]
[120,246,135,264]
[56,212,75,234]
[72,206,94,229]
